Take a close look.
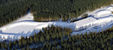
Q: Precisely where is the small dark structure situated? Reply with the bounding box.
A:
[71,14,88,22]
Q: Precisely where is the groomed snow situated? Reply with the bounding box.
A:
[74,17,97,29]
[0,13,76,41]
[1,4,113,41]
[94,11,112,18]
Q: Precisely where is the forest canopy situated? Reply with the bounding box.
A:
[0,0,113,26]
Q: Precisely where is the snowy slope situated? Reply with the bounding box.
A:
[0,22,76,41]
[0,13,76,41]
[72,4,113,35]
[1,4,113,41]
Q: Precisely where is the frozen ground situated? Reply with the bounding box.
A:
[1,4,113,41]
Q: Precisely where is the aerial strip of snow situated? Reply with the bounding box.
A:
[1,4,113,41]
[0,13,76,41]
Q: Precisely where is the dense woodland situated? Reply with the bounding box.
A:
[0,0,113,26]
[0,26,113,50]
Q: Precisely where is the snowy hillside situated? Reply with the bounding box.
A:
[0,13,76,41]
[1,4,113,41]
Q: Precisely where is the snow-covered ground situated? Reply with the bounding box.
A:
[72,4,113,35]
[0,13,76,41]
[1,4,113,41]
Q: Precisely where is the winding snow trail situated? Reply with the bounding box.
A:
[1,4,113,41]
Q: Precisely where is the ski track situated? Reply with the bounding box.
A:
[1,4,113,41]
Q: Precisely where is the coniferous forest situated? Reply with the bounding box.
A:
[0,0,113,26]
[1,0,113,50]
[0,26,113,50]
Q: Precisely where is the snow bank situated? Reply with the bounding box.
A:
[107,7,113,11]
[94,11,112,18]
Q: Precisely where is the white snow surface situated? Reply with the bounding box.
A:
[74,17,97,29]
[0,13,76,41]
[94,11,112,18]
[1,4,113,41]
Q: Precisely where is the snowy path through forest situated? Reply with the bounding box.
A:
[0,4,113,41]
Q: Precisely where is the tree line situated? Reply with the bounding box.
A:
[0,0,113,26]
[0,25,113,50]
[0,25,72,50]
